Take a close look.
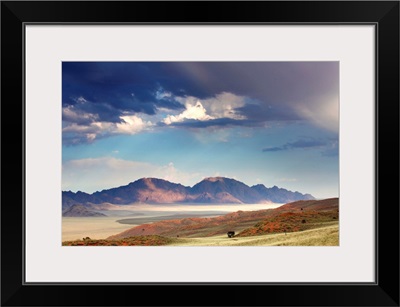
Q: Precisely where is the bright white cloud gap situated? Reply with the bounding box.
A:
[62,92,249,143]
[163,92,247,125]
[63,114,153,142]
[163,101,214,125]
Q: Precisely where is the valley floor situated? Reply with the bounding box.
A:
[62,198,339,246]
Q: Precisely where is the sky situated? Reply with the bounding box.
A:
[62,62,339,199]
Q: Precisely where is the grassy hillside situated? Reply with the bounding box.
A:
[237,209,338,237]
[62,235,177,246]
[62,224,338,246]
[169,224,339,246]
[108,198,338,240]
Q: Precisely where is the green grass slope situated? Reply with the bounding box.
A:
[168,224,339,246]
[63,224,338,246]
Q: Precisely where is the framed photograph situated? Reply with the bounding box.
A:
[1,1,399,306]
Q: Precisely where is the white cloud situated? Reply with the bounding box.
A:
[163,101,214,125]
[62,105,99,123]
[63,95,154,143]
[163,92,247,125]
[63,123,96,133]
[200,92,247,120]
[115,115,153,134]
[63,92,250,143]
[63,114,153,143]
[62,157,202,193]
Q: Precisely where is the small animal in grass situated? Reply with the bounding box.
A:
[227,231,235,238]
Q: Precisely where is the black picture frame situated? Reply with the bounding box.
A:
[1,1,399,306]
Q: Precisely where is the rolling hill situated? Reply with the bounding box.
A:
[107,198,338,240]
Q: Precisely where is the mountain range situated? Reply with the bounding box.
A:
[62,177,315,211]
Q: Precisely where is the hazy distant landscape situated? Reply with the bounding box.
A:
[62,195,339,246]
[62,201,285,241]
[62,176,306,242]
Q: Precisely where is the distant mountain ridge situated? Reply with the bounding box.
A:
[62,177,315,210]
[63,204,106,217]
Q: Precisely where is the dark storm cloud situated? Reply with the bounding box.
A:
[163,118,263,129]
[169,62,339,102]
[62,62,187,122]
[169,62,339,129]
[263,139,327,152]
[262,138,339,157]
[63,61,338,123]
